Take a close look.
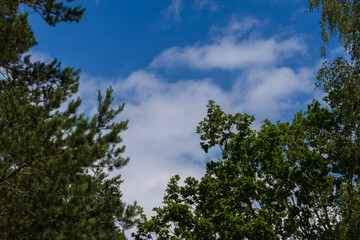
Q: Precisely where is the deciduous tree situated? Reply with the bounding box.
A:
[134,1,360,239]
[133,100,339,239]
[308,0,360,59]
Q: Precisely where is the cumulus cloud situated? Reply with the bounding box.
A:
[24,17,319,239]
[109,66,315,219]
[74,68,316,237]
[112,20,315,217]
[73,17,317,224]
[112,71,232,216]
[239,67,314,119]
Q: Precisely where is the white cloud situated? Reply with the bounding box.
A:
[239,66,314,119]
[150,36,305,70]
[164,0,182,23]
[21,17,320,239]
[112,71,234,216]
[151,17,307,70]
[73,65,316,238]
[110,66,315,220]
[113,20,315,217]
[69,18,317,236]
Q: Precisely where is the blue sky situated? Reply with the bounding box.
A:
[30,0,322,77]
[29,0,339,234]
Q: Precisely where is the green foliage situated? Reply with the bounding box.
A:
[0,0,84,66]
[133,64,360,239]
[134,71,360,238]
[314,57,360,239]
[19,0,84,26]
[307,0,360,59]
[0,1,138,239]
[134,99,341,239]
[134,2,360,235]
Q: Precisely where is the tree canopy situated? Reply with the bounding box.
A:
[133,1,360,239]
[134,68,360,240]
[0,1,138,239]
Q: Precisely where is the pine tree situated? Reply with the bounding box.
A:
[0,1,138,239]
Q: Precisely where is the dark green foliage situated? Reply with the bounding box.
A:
[0,1,138,239]
[0,0,84,66]
[0,2,34,67]
[19,0,84,26]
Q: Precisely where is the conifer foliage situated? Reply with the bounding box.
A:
[0,1,138,239]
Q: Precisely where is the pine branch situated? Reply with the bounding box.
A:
[0,153,44,185]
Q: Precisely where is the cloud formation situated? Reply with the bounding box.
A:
[113,71,231,216]
[238,66,314,119]
[76,18,317,222]
[110,69,314,219]
[150,36,305,70]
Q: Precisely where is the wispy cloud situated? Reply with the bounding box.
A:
[151,18,305,70]
[193,0,219,12]
[211,16,261,37]
[164,0,183,23]
[164,0,221,24]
